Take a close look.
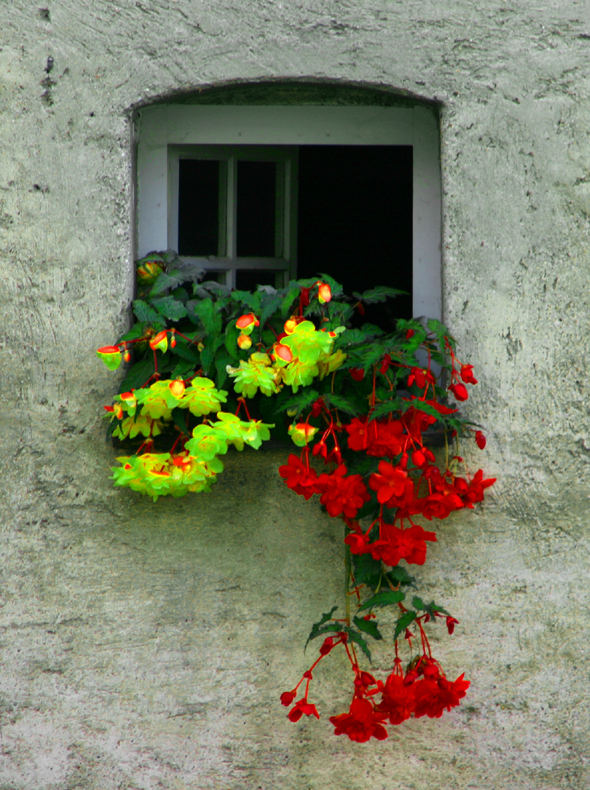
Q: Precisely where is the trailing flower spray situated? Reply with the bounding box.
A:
[98,252,495,742]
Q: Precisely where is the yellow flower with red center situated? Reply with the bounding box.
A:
[96,345,122,370]
[235,313,260,336]
[316,281,332,304]
[288,422,318,447]
[149,330,168,353]
[237,333,253,350]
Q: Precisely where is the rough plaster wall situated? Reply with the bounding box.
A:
[0,1,588,788]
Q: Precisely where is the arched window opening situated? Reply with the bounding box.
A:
[135,82,441,320]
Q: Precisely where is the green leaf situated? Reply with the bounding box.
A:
[394,611,417,640]
[259,292,283,328]
[152,296,188,322]
[386,566,415,587]
[132,299,163,326]
[117,323,147,343]
[149,271,184,296]
[200,336,224,377]
[188,298,222,336]
[353,286,406,303]
[351,553,382,588]
[171,408,190,436]
[358,590,405,612]
[277,389,319,417]
[322,393,358,415]
[368,399,404,421]
[230,289,261,314]
[424,600,451,618]
[306,605,338,647]
[346,627,371,661]
[353,616,383,641]
[280,284,301,317]
[412,596,426,611]
[118,358,154,392]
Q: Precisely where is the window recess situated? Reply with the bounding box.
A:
[136,104,441,319]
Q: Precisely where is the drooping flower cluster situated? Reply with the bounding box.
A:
[97,268,494,741]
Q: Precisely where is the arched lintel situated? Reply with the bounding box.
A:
[128,76,441,116]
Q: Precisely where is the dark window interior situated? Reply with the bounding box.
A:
[177,145,413,320]
[298,145,413,319]
[178,159,220,256]
[236,161,277,257]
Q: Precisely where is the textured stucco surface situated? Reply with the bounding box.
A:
[0,1,588,788]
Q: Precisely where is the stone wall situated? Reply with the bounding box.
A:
[0,2,588,788]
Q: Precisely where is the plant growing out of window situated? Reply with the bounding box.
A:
[97,251,494,741]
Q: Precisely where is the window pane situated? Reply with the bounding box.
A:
[237,161,276,257]
[235,269,278,290]
[297,146,413,320]
[178,159,220,255]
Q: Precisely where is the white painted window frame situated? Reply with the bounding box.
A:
[135,104,441,317]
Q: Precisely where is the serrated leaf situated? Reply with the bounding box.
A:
[132,299,164,326]
[351,553,382,588]
[117,324,147,343]
[259,293,283,328]
[277,389,319,417]
[149,271,184,296]
[188,298,222,336]
[280,285,301,317]
[346,627,371,661]
[323,393,358,416]
[353,286,406,304]
[152,296,188,322]
[353,616,383,641]
[424,600,451,617]
[386,566,415,587]
[358,589,405,612]
[306,605,338,647]
[394,611,417,640]
[230,289,261,314]
[368,399,404,421]
[412,595,425,611]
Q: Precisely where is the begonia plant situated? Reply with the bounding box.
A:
[97,251,495,741]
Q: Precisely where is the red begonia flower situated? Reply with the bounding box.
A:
[449,382,469,401]
[330,697,388,742]
[460,364,478,384]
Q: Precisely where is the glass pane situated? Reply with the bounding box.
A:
[235,269,278,290]
[178,159,220,255]
[297,145,413,320]
[237,161,276,257]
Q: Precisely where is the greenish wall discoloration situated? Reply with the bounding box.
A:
[0,1,588,788]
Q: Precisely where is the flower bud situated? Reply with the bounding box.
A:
[237,333,252,350]
[288,422,318,447]
[449,382,469,401]
[316,281,332,304]
[168,380,185,399]
[149,330,168,353]
[475,430,486,449]
[235,313,260,336]
[96,345,122,371]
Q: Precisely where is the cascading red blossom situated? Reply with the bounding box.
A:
[275,318,493,740]
[316,464,370,518]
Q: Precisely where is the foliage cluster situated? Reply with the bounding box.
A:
[97,251,494,741]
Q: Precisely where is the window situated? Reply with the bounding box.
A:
[135,100,441,319]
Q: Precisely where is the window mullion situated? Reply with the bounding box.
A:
[226,154,237,260]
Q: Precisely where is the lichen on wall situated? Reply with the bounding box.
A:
[0,1,588,788]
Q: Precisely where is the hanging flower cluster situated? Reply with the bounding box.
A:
[96,256,494,740]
